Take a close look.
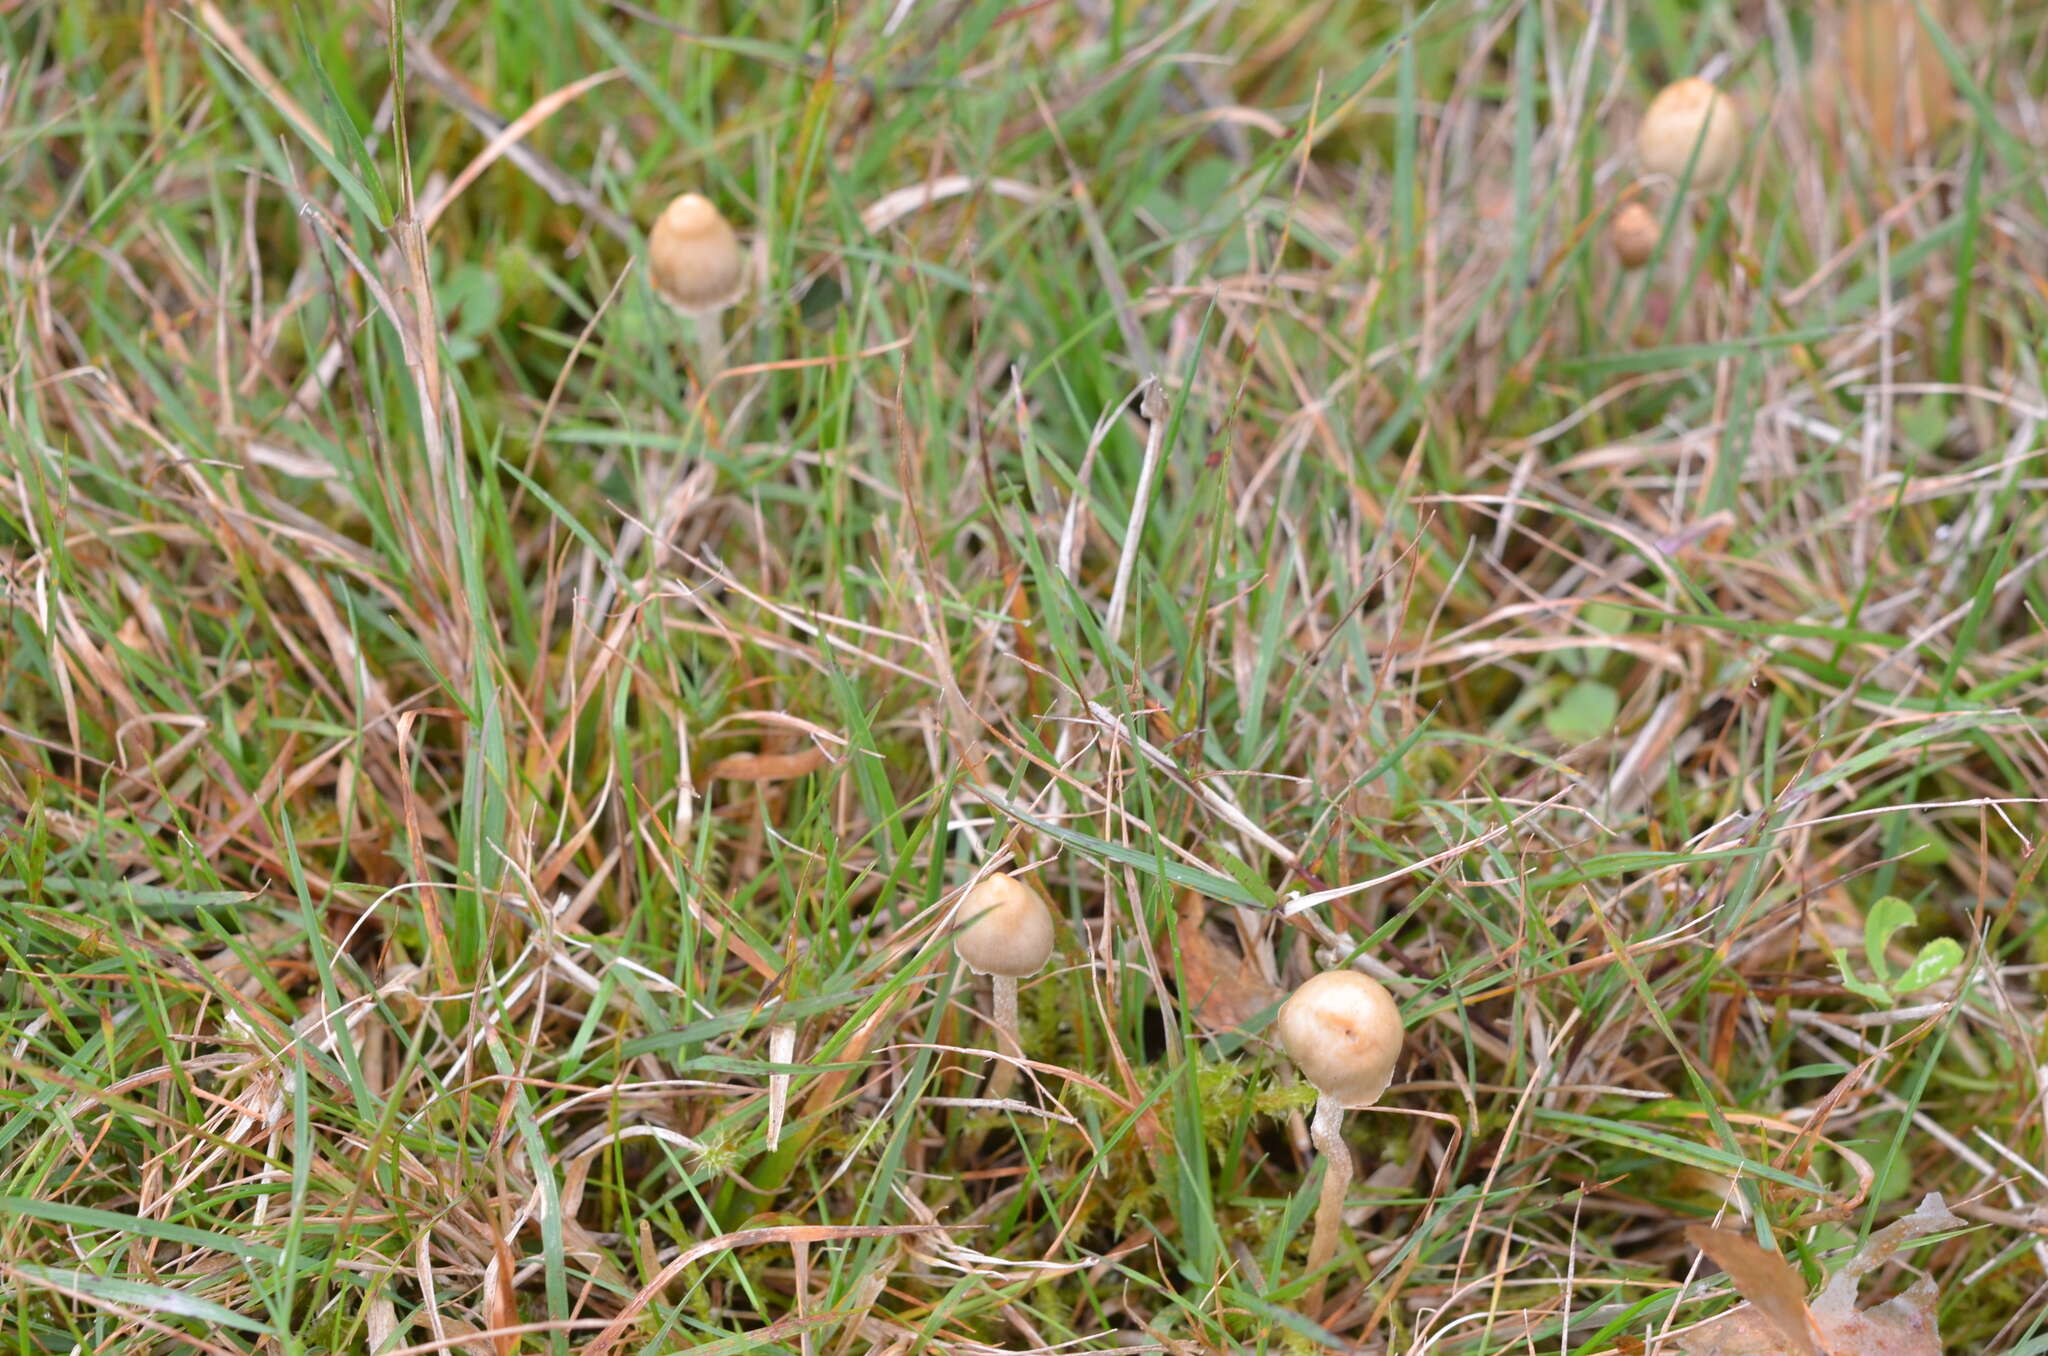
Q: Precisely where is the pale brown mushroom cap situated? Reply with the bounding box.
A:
[1610,200,1661,269]
[1635,77,1742,185]
[953,872,1055,978]
[647,192,745,314]
[1276,969,1403,1108]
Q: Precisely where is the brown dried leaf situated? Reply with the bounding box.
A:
[706,747,831,782]
[1806,1194,1961,1356]
[1171,894,1279,1034]
[1674,1308,1803,1356]
[1683,1225,1822,1356]
[1677,1196,1963,1356]
[1813,1285,1944,1356]
[488,1227,517,1356]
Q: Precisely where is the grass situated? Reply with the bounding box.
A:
[2,0,2046,1351]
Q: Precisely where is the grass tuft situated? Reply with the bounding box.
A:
[4,1,2047,1351]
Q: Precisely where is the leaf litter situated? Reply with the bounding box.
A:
[1675,1194,1965,1355]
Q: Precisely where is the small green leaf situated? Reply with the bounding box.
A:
[1900,399,1949,454]
[441,264,503,341]
[1843,1139,1916,1203]
[1863,896,1916,982]
[1546,680,1618,742]
[799,274,844,326]
[1895,938,1963,993]
[1581,602,1631,634]
[1830,949,1893,1005]
[1901,822,1952,867]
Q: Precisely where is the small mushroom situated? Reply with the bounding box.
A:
[1636,77,1743,187]
[646,192,745,398]
[953,872,1054,1087]
[1276,968,1404,1316]
[1610,199,1661,269]
[647,192,745,315]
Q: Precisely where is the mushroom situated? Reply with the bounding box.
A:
[1635,77,1743,187]
[647,192,745,315]
[953,872,1054,1087]
[646,192,745,394]
[1275,968,1404,1316]
[1610,199,1661,269]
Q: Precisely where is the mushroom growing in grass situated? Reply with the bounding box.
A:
[1636,77,1743,188]
[646,191,745,391]
[953,872,1054,1090]
[1275,968,1404,1316]
[1610,199,1661,269]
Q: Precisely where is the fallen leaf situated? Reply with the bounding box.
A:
[706,747,831,781]
[1169,894,1279,1034]
[1806,1193,1962,1356]
[1812,1285,1944,1356]
[1673,1308,1803,1356]
[1683,1225,1822,1356]
[1677,1195,1964,1356]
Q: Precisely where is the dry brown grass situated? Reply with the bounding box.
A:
[3,1,2047,1351]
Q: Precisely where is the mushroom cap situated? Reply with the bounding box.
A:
[1275,969,1403,1108]
[1635,77,1742,185]
[647,192,745,314]
[1610,200,1661,269]
[953,872,1055,978]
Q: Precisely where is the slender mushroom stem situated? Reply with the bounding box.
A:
[690,309,727,412]
[987,973,1021,1100]
[631,308,727,582]
[1302,1092,1353,1318]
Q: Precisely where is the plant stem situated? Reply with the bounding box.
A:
[792,1235,812,1356]
[1302,1092,1352,1319]
[692,308,727,405]
[987,973,1020,1100]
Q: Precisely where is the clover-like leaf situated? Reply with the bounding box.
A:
[1831,949,1894,1005]
[1894,938,1963,994]
[1863,896,1916,983]
[1546,680,1618,743]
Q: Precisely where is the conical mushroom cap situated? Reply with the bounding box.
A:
[953,873,1054,978]
[647,192,744,314]
[1275,969,1403,1108]
[1635,77,1742,185]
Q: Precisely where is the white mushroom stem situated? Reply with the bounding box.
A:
[1303,1093,1353,1317]
[987,974,1022,1099]
[690,310,727,406]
